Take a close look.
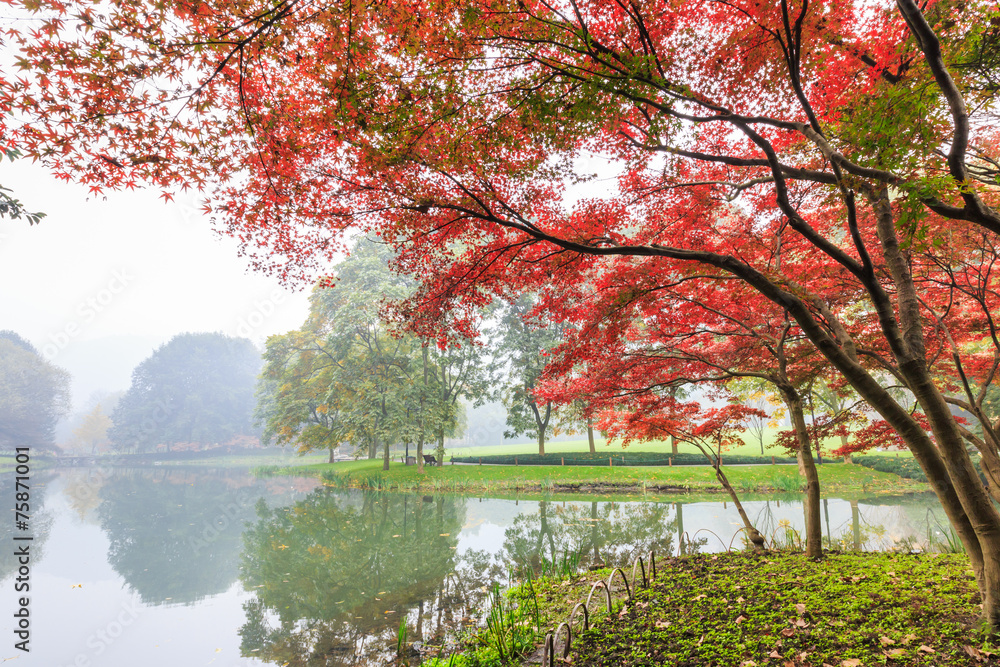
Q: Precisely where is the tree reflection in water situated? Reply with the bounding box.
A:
[239,492,953,666]
[97,467,310,605]
[239,490,476,666]
[237,493,694,666]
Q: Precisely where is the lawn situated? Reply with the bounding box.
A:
[446,425,913,460]
[527,552,986,667]
[277,457,923,495]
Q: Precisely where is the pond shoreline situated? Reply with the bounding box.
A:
[260,459,927,496]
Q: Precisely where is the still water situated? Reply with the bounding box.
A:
[2,467,952,667]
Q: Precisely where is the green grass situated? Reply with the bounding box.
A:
[566,552,988,667]
[448,426,913,460]
[431,552,988,667]
[276,458,923,495]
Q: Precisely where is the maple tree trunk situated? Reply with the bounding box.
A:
[840,434,851,464]
[328,446,334,464]
[691,441,765,552]
[416,433,424,474]
[671,434,678,455]
[588,419,596,453]
[869,191,1000,628]
[383,439,390,471]
[973,436,1000,504]
[782,389,822,558]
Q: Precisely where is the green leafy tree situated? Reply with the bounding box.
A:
[0,330,70,451]
[108,333,261,453]
[257,239,485,469]
[489,297,566,455]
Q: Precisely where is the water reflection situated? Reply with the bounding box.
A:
[0,470,56,580]
[239,491,471,665]
[1,466,961,667]
[95,467,316,605]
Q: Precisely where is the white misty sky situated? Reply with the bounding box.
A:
[0,160,316,404]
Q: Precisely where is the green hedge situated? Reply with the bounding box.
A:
[450,451,797,466]
[853,454,985,484]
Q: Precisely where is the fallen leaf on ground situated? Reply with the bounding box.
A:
[794,618,808,628]
[769,651,782,659]
[841,659,861,667]
[655,620,671,628]
[879,637,895,646]
[736,615,746,624]
[964,645,985,662]
[918,645,935,654]
[780,628,796,638]
[794,603,806,615]
[901,634,918,644]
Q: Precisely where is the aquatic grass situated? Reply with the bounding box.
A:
[483,582,536,665]
[540,549,582,579]
[396,618,408,659]
[767,472,803,492]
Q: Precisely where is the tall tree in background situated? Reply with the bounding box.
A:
[70,404,112,454]
[489,296,566,456]
[255,327,349,463]
[109,333,261,452]
[0,330,69,451]
[7,0,1000,629]
[257,239,483,469]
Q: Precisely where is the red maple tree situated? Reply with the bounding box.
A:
[4,0,1000,628]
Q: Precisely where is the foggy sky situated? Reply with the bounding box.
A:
[0,161,316,407]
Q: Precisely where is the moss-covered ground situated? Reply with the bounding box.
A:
[273,458,924,495]
[522,552,992,667]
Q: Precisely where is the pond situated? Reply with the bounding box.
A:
[4,467,955,667]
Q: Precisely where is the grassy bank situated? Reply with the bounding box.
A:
[268,458,924,495]
[446,428,916,460]
[429,552,987,667]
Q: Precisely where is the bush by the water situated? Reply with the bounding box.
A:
[450,451,797,466]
